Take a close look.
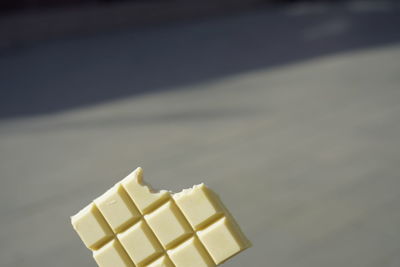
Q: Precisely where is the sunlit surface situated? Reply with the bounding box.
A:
[1,1,400,267]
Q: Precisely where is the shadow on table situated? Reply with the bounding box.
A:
[0,1,400,119]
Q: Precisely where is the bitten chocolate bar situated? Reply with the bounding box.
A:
[71,167,251,267]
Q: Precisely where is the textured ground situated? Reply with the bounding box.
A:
[1,1,400,267]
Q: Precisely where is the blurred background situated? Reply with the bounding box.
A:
[1,0,400,266]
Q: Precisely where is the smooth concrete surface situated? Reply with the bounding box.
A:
[1,2,400,267]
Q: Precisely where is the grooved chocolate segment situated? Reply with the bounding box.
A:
[197,217,249,264]
[146,255,174,267]
[93,239,135,267]
[122,167,170,214]
[95,184,141,233]
[71,203,114,250]
[118,220,164,266]
[167,237,215,267]
[71,167,251,267]
[173,184,224,230]
[145,200,193,250]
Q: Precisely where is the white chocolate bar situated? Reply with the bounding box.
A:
[71,167,251,267]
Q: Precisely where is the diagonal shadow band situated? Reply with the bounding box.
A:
[0,1,399,119]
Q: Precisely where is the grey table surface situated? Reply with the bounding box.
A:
[1,1,400,267]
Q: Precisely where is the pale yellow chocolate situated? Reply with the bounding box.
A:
[197,217,249,264]
[146,255,174,267]
[167,237,215,267]
[118,220,163,266]
[93,239,134,267]
[94,184,141,233]
[71,203,114,250]
[145,200,193,250]
[71,167,251,267]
